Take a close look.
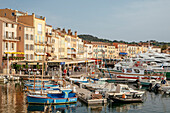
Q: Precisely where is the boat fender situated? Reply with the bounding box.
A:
[122,69,124,73]
[67,98,69,101]
[122,94,126,98]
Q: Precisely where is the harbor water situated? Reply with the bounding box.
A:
[0,81,170,113]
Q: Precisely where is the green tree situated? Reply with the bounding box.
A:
[25,65,28,69]
[161,44,168,51]
[36,65,40,70]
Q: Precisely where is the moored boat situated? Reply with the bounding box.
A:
[107,84,145,103]
[27,89,77,104]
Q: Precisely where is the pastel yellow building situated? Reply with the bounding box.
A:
[107,45,116,59]
[127,45,138,57]
[17,13,46,61]
[113,43,128,59]
[91,42,108,59]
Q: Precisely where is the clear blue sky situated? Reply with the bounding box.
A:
[1,0,170,42]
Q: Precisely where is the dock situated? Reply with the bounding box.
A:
[64,80,107,105]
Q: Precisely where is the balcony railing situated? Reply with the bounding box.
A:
[35,49,44,53]
[3,37,20,41]
[34,41,45,45]
[47,41,53,46]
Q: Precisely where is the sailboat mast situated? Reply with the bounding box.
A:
[41,47,45,95]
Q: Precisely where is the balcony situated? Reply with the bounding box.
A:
[47,41,53,46]
[3,37,20,41]
[34,41,45,45]
[35,49,47,56]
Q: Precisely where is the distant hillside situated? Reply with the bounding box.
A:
[78,34,170,51]
[78,34,133,44]
[78,34,170,46]
[78,34,113,43]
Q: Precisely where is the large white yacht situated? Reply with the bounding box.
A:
[102,46,170,80]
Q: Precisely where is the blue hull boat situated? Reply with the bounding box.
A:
[27,89,77,104]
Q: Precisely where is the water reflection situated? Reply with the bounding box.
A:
[108,102,143,113]
[0,81,26,113]
[27,104,77,113]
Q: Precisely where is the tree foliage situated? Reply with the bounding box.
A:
[78,34,170,46]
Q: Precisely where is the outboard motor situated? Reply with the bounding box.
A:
[152,83,161,92]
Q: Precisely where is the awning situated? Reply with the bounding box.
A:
[4,52,24,54]
[119,52,127,55]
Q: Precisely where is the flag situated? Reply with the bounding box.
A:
[161,64,164,70]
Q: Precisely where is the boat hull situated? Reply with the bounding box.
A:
[27,95,77,104]
[111,97,143,103]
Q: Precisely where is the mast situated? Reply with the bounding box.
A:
[41,47,46,95]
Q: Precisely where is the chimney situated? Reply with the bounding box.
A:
[62,28,66,33]
[15,15,18,22]
[68,29,71,35]
[57,28,61,31]
[75,31,77,37]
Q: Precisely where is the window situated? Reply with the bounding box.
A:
[19,27,21,30]
[42,36,44,43]
[5,13,6,16]
[26,44,28,50]
[39,36,41,43]
[12,32,14,39]
[38,23,42,34]
[19,36,21,40]
[30,45,34,50]
[6,43,8,49]
[12,12,15,16]
[26,34,28,40]
[6,31,8,38]
[6,23,8,27]
[30,35,34,40]
[11,43,14,50]
[11,24,14,28]
[30,54,34,60]
[26,54,28,60]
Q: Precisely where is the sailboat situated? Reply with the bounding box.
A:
[27,89,77,104]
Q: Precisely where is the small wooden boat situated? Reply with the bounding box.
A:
[27,89,77,104]
[107,84,145,103]
[68,77,89,83]
[111,96,143,103]
[139,79,161,86]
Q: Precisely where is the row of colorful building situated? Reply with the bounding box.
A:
[0,8,161,72]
